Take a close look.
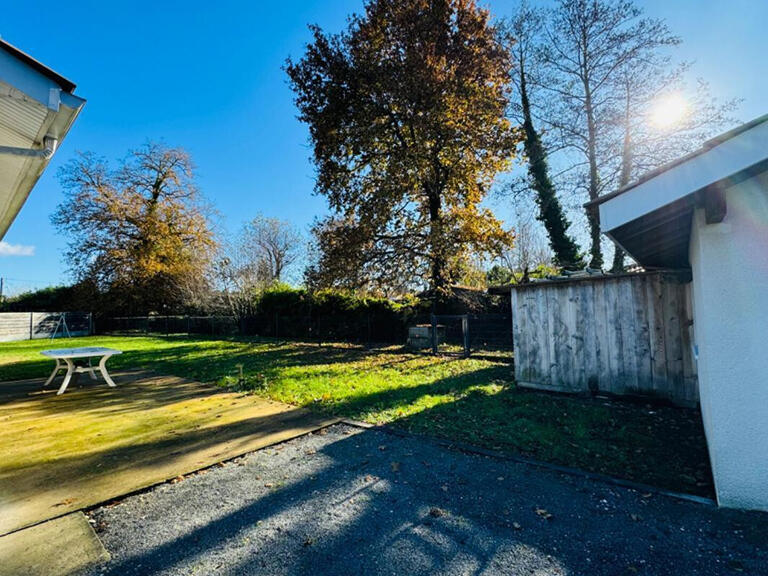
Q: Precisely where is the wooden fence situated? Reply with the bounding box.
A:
[0,312,92,342]
[510,271,698,407]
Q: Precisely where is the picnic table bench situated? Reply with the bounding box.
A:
[41,347,122,395]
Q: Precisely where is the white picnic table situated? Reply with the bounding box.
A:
[41,347,123,395]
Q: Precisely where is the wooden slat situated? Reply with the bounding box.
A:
[632,275,653,392]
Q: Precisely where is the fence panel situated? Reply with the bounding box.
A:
[0,312,92,342]
[98,311,514,359]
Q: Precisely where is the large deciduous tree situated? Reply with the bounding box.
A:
[286,0,519,295]
[500,5,583,270]
[541,0,678,269]
[53,143,216,314]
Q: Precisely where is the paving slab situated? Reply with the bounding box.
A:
[0,371,338,535]
[0,512,109,576]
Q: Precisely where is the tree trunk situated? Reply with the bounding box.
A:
[611,95,633,274]
[581,31,603,270]
[427,186,446,294]
[584,86,603,269]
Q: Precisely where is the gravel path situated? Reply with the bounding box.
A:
[85,424,768,575]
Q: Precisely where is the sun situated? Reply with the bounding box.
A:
[650,93,689,130]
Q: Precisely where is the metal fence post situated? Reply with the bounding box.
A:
[431,314,438,355]
[462,315,470,358]
[29,312,33,340]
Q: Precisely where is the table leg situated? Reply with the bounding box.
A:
[44,359,62,387]
[57,359,75,395]
[99,355,117,388]
[87,358,98,380]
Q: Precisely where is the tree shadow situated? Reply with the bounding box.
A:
[392,385,715,498]
[0,337,416,393]
[90,425,767,576]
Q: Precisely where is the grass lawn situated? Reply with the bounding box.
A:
[0,335,713,497]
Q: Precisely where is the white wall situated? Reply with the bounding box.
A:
[689,171,768,510]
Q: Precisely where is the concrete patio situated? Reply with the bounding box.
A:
[0,369,337,570]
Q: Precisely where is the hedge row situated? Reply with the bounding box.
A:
[240,286,430,343]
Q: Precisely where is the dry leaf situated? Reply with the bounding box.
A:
[535,508,553,520]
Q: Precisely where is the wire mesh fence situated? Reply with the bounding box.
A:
[406,314,513,360]
[98,312,513,360]
[99,315,238,337]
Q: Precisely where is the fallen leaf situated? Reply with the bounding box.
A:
[535,508,553,520]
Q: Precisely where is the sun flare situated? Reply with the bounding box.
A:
[650,93,689,130]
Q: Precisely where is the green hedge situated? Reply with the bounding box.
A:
[242,286,428,343]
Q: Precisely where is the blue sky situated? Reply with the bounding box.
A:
[0,0,765,295]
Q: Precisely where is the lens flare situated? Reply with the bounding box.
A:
[650,93,689,129]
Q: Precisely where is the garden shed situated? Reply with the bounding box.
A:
[591,114,768,511]
[510,270,697,407]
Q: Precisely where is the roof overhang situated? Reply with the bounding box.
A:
[0,40,85,240]
[590,115,768,269]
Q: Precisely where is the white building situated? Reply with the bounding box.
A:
[0,39,85,238]
[593,115,768,511]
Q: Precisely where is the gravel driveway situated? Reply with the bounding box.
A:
[85,424,768,575]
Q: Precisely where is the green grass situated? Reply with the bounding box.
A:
[0,334,713,496]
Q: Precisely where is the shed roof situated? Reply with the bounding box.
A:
[594,115,768,269]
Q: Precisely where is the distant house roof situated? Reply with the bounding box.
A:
[593,115,768,269]
[0,39,85,239]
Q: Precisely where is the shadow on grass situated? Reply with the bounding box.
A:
[0,334,713,498]
[0,336,411,389]
[388,386,714,498]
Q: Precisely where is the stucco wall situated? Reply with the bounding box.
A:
[689,171,768,510]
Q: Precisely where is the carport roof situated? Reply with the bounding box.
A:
[591,114,768,269]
